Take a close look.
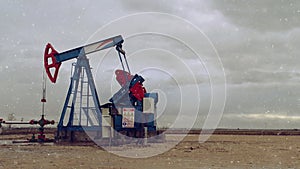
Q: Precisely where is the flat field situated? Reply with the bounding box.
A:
[1,133,300,169]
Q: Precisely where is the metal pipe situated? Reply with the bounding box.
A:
[3,121,30,124]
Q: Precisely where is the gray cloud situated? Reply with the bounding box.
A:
[1,1,300,129]
[227,69,300,85]
[211,0,300,32]
[202,2,300,86]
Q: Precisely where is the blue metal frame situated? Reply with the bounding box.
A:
[56,56,103,139]
[56,35,124,140]
[55,35,160,141]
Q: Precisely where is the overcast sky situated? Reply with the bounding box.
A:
[1,0,300,129]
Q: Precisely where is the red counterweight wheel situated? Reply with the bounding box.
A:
[130,83,146,101]
[115,69,146,101]
[115,69,133,86]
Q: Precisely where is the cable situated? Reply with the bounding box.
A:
[123,53,131,74]
[117,49,126,72]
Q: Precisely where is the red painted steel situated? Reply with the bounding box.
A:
[44,43,61,83]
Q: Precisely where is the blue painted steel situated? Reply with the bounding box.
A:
[59,126,102,132]
[144,113,155,127]
[93,88,102,127]
[129,74,145,88]
[55,35,128,141]
[114,115,123,131]
[144,93,158,104]
[55,35,160,140]
[67,102,75,127]
[54,35,123,63]
[84,35,123,54]
[110,90,159,135]
[148,126,156,131]
[109,82,131,104]
[58,78,74,127]
[55,47,82,63]
[109,74,143,104]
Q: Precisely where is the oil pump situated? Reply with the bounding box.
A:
[44,35,159,143]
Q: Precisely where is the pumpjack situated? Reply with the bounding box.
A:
[44,35,161,143]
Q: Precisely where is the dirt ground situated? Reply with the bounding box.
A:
[0,134,300,169]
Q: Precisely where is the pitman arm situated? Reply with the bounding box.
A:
[44,35,124,83]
